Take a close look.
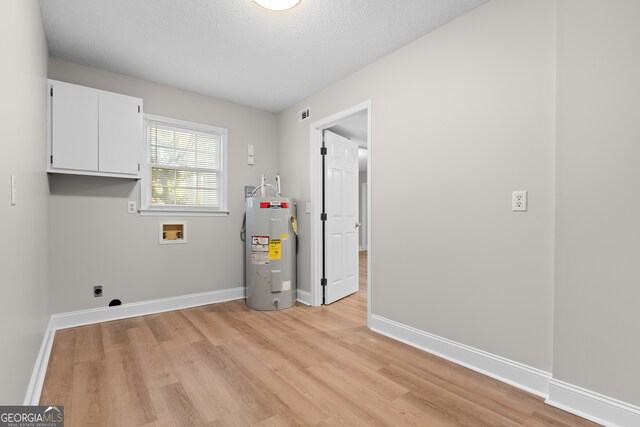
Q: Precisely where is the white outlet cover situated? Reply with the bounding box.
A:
[512,190,528,212]
[128,200,137,213]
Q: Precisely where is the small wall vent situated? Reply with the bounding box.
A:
[298,107,311,123]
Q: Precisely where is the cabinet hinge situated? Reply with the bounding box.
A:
[50,87,53,97]
[320,213,327,221]
[138,163,140,172]
[138,105,140,113]
[50,155,53,164]
[320,147,327,155]
[321,278,327,287]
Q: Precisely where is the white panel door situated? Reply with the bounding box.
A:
[51,81,99,171]
[324,130,359,304]
[99,91,142,175]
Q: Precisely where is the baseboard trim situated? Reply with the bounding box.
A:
[296,289,312,306]
[51,287,245,330]
[23,318,55,405]
[28,287,246,405]
[29,295,640,426]
[370,314,640,426]
[369,314,551,398]
[546,379,640,427]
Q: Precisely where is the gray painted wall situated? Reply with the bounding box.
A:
[0,0,50,404]
[48,59,279,313]
[554,0,640,406]
[277,0,556,371]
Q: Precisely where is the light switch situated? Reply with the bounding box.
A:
[305,202,311,214]
[10,174,16,206]
[248,144,255,165]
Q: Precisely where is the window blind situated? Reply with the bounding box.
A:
[148,121,220,208]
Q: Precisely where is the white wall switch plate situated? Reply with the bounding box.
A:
[305,202,311,214]
[10,174,16,206]
[512,190,528,212]
[248,144,255,165]
[128,200,137,213]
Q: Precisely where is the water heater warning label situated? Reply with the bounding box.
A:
[269,240,282,260]
[251,236,269,265]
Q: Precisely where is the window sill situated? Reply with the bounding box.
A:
[138,209,229,217]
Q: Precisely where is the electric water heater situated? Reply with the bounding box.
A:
[244,191,297,311]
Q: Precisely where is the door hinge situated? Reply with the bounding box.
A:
[320,147,327,155]
[320,213,327,221]
[138,163,140,172]
[138,105,141,113]
[50,155,53,164]
[321,278,327,287]
[50,87,53,97]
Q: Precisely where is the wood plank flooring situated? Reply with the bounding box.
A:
[40,252,598,426]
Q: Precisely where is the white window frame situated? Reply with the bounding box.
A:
[139,114,229,216]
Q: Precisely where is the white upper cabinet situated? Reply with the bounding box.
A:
[47,79,143,178]
[98,91,143,175]
[50,82,99,172]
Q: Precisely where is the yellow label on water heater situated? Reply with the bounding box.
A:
[269,240,282,260]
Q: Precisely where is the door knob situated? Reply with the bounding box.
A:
[355,222,361,228]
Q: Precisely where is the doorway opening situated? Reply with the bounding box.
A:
[309,100,371,326]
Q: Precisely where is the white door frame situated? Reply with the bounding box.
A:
[309,100,372,326]
[360,182,367,250]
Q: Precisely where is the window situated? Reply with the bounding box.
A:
[140,114,228,216]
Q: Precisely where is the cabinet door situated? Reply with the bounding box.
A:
[99,92,142,175]
[51,82,99,171]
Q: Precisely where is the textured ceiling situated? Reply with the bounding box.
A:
[39,0,487,113]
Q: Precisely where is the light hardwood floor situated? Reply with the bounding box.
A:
[41,252,597,426]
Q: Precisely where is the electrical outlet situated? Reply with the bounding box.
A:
[93,285,103,297]
[128,200,137,213]
[512,191,528,212]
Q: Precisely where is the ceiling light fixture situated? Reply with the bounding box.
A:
[252,0,301,11]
